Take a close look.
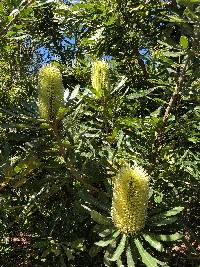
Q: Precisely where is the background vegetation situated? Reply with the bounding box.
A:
[0,0,199,266]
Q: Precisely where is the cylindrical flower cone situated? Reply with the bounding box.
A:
[91,60,109,99]
[111,164,149,234]
[38,64,64,121]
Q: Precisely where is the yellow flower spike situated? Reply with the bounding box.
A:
[91,60,109,99]
[111,164,150,234]
[38,64,64,121]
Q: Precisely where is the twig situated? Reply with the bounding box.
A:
[163,56,190,126]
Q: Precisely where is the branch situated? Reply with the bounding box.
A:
[162,85,180,126]
[163,56,190,126]
[148,56,190,172]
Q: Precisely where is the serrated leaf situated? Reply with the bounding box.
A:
[161,206,184,217]
[99,228,115,238]
[142,234,164,252]
[180,36,189,49]
[168,15,186,23]
[90,210,112,225]
[95,231,120,247]
[127,89,153,99]
[177,0,200,6]
[117,257,123,266]
[95,239,115,247]
[109,234,126,261]
[112,76,127,95]
[134,238,167,267]
[126,245,136,266]
[79,190,109,212]
[152,233,183,242]
[104,239,118,266]
[151,216,178,226]
[150,206,184,225]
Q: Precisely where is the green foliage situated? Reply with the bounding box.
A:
[0,0,200,266]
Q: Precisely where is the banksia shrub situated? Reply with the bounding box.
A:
[38,64,64,121]
[111,164,149,234]
[91,60,109,98]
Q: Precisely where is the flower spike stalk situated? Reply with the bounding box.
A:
[38,64,64,121]
[111,164,149,234]
[91,60,109,99]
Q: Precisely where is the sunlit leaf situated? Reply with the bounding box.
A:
[126,245,136,266]
[90,210,112,225]
[134,238,168,267]
[142,234,164,252]
[180,36,189,49]
[109,234,126,261]
[152,233,183,242]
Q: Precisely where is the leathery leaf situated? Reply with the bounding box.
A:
[134,238,168,267]
[109,234,127,261]
[126,244,136,267]
[95,230,120,247]
[91,210,112,226]
[142,234,164,251]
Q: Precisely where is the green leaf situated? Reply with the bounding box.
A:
[150,206,184,225]
[105,16,116,26]
[142,234,164,252]
[177,0,200,6]
[126,245,136,267]
[99,228,115,238]
[127,88,154,99]
[95,239,115,247]
[89,245,102,257]
[111,76,128,95]
[79,190,109,212]
[151,216,178,226]
[159,55,177,66]
[109,234,127,261]
[90,210,112,226]
[154,192,163,204]
[152,233,183,242]
[116,257,123,266]
[95,231,120,247]
[168,15,186,24]
[162,51,183,58]
[180,36,189,49]
[104,240,118,266]
[160,206,184,217]
[184,6,198,18]
[134,238,167,267]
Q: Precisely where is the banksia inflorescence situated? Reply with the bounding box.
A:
[38,64,64,121]
[91,60,109,98]
[111,164,149,235]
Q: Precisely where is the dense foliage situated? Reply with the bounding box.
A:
[0,0,199,266]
